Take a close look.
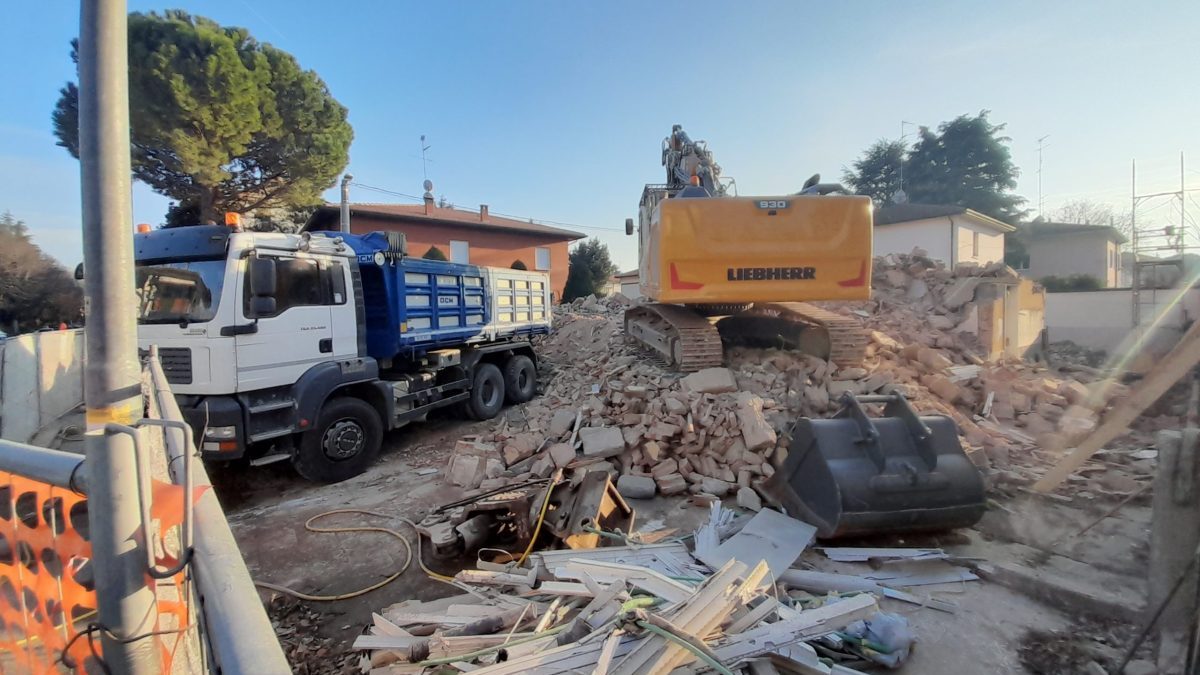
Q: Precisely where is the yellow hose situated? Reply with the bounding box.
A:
[253,509,421,601]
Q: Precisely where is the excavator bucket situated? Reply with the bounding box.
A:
[762,392,986,539]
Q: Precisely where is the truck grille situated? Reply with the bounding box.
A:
[158,347,193,385]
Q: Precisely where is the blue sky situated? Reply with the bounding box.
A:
[2,1,1197,271]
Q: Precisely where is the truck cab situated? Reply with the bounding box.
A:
[134,224,550,482]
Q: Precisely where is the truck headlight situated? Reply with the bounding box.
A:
[205,425,237,440]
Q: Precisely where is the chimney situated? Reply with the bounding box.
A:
[422,179,435,215]
[480,204,488,221]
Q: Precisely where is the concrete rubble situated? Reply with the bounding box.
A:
[445,252,1137,508]
[393,253,1185,674]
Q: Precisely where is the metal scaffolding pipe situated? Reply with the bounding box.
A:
[78,0,160,670]
[0,440,88,493]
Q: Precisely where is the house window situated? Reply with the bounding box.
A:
[449,240,470,264]
[971,231,980,258]
[535,247,551,271]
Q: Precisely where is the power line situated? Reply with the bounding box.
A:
[352,182,626,233]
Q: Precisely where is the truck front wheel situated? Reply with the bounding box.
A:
[466,363,506,420]
[293,397,383,483]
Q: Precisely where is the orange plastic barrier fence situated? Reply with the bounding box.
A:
[0,470,195,674]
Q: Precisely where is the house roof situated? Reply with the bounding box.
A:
[1025,221,1128,244]
[305,202,586,240]
[614,269,639,280]
[874,203,1017,233]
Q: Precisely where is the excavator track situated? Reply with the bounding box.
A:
[624,304,724,372]
[717,302,868,368]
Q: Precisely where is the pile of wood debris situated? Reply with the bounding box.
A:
[356,507,905,674]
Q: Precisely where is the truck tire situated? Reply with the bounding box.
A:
[293,397,383,483]
[503,355,537,404]
[466,363,506,420]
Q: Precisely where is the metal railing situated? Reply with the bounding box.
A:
[0,351,288,673]
[146,348,290,673]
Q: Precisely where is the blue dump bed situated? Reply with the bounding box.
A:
[343,231,553,362]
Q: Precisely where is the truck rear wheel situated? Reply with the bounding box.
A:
[293,397,383,483]
[466,363,505,420]
[503,355,537,404]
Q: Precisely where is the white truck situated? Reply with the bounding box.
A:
[133,224,551,481]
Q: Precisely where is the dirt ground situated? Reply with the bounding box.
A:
[214,397,1157,674]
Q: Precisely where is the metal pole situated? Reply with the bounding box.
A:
[1132,159,1140,327]
[0,440,88,493]
[78,0,160,670]
[340,173,353,233]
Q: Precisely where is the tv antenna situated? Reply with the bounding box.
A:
[419,134,433,181]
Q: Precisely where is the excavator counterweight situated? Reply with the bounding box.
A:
[625,125,873,371]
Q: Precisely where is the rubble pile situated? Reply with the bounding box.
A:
[456,254,1135,506]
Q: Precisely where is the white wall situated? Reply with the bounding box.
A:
[873,219,953,264]
[0,330,86,444]
[1045,287,1199,352]
[619,279,642,300]
[953,217,1005,265]
[1026,232,1114,286]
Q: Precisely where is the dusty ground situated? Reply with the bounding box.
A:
[216,396,1156,674]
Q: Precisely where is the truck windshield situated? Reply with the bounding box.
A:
[136,260,225,325]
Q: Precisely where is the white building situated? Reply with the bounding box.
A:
[873,204,1015,267]
[614,270,641,300]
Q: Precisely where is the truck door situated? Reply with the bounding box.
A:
[234,254,337,392]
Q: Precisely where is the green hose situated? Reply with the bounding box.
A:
[635,620,735,675]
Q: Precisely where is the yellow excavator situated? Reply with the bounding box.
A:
[623,127,986,539]
[624,125,875,371]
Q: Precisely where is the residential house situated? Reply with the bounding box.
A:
[1022,222,1126,288]
[614,270,641,300]
[873,204,1016,267]
[306,195,585,299]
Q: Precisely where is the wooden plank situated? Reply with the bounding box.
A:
[592,628,625,675]
[1034,319,1200,492]
[707,594,879,667]
[470,632,644,675]
[371,613,412,638]
[611,561,749,675]
[556,560,693,604]
[647,561,770,674]
[527,581,594,597]
[726,597,780,634]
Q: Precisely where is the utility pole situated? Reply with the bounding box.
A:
[340,173,353,233]
[78,0,160,671]
[1036,135,1050,217]
[897,121,915,202]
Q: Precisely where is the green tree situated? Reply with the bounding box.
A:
[0,212,83,333]
[52,11,352,224]
[510,259,528,270]
[423,246,448,261]
[845,112,1026,223]
[563,238,618,301]
[842,139,905,205]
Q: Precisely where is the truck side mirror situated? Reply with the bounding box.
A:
[625,218,634,236]
[248,257,277,298]
[250,296,276,317]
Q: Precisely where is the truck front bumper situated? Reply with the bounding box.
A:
[178,396,248,460]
